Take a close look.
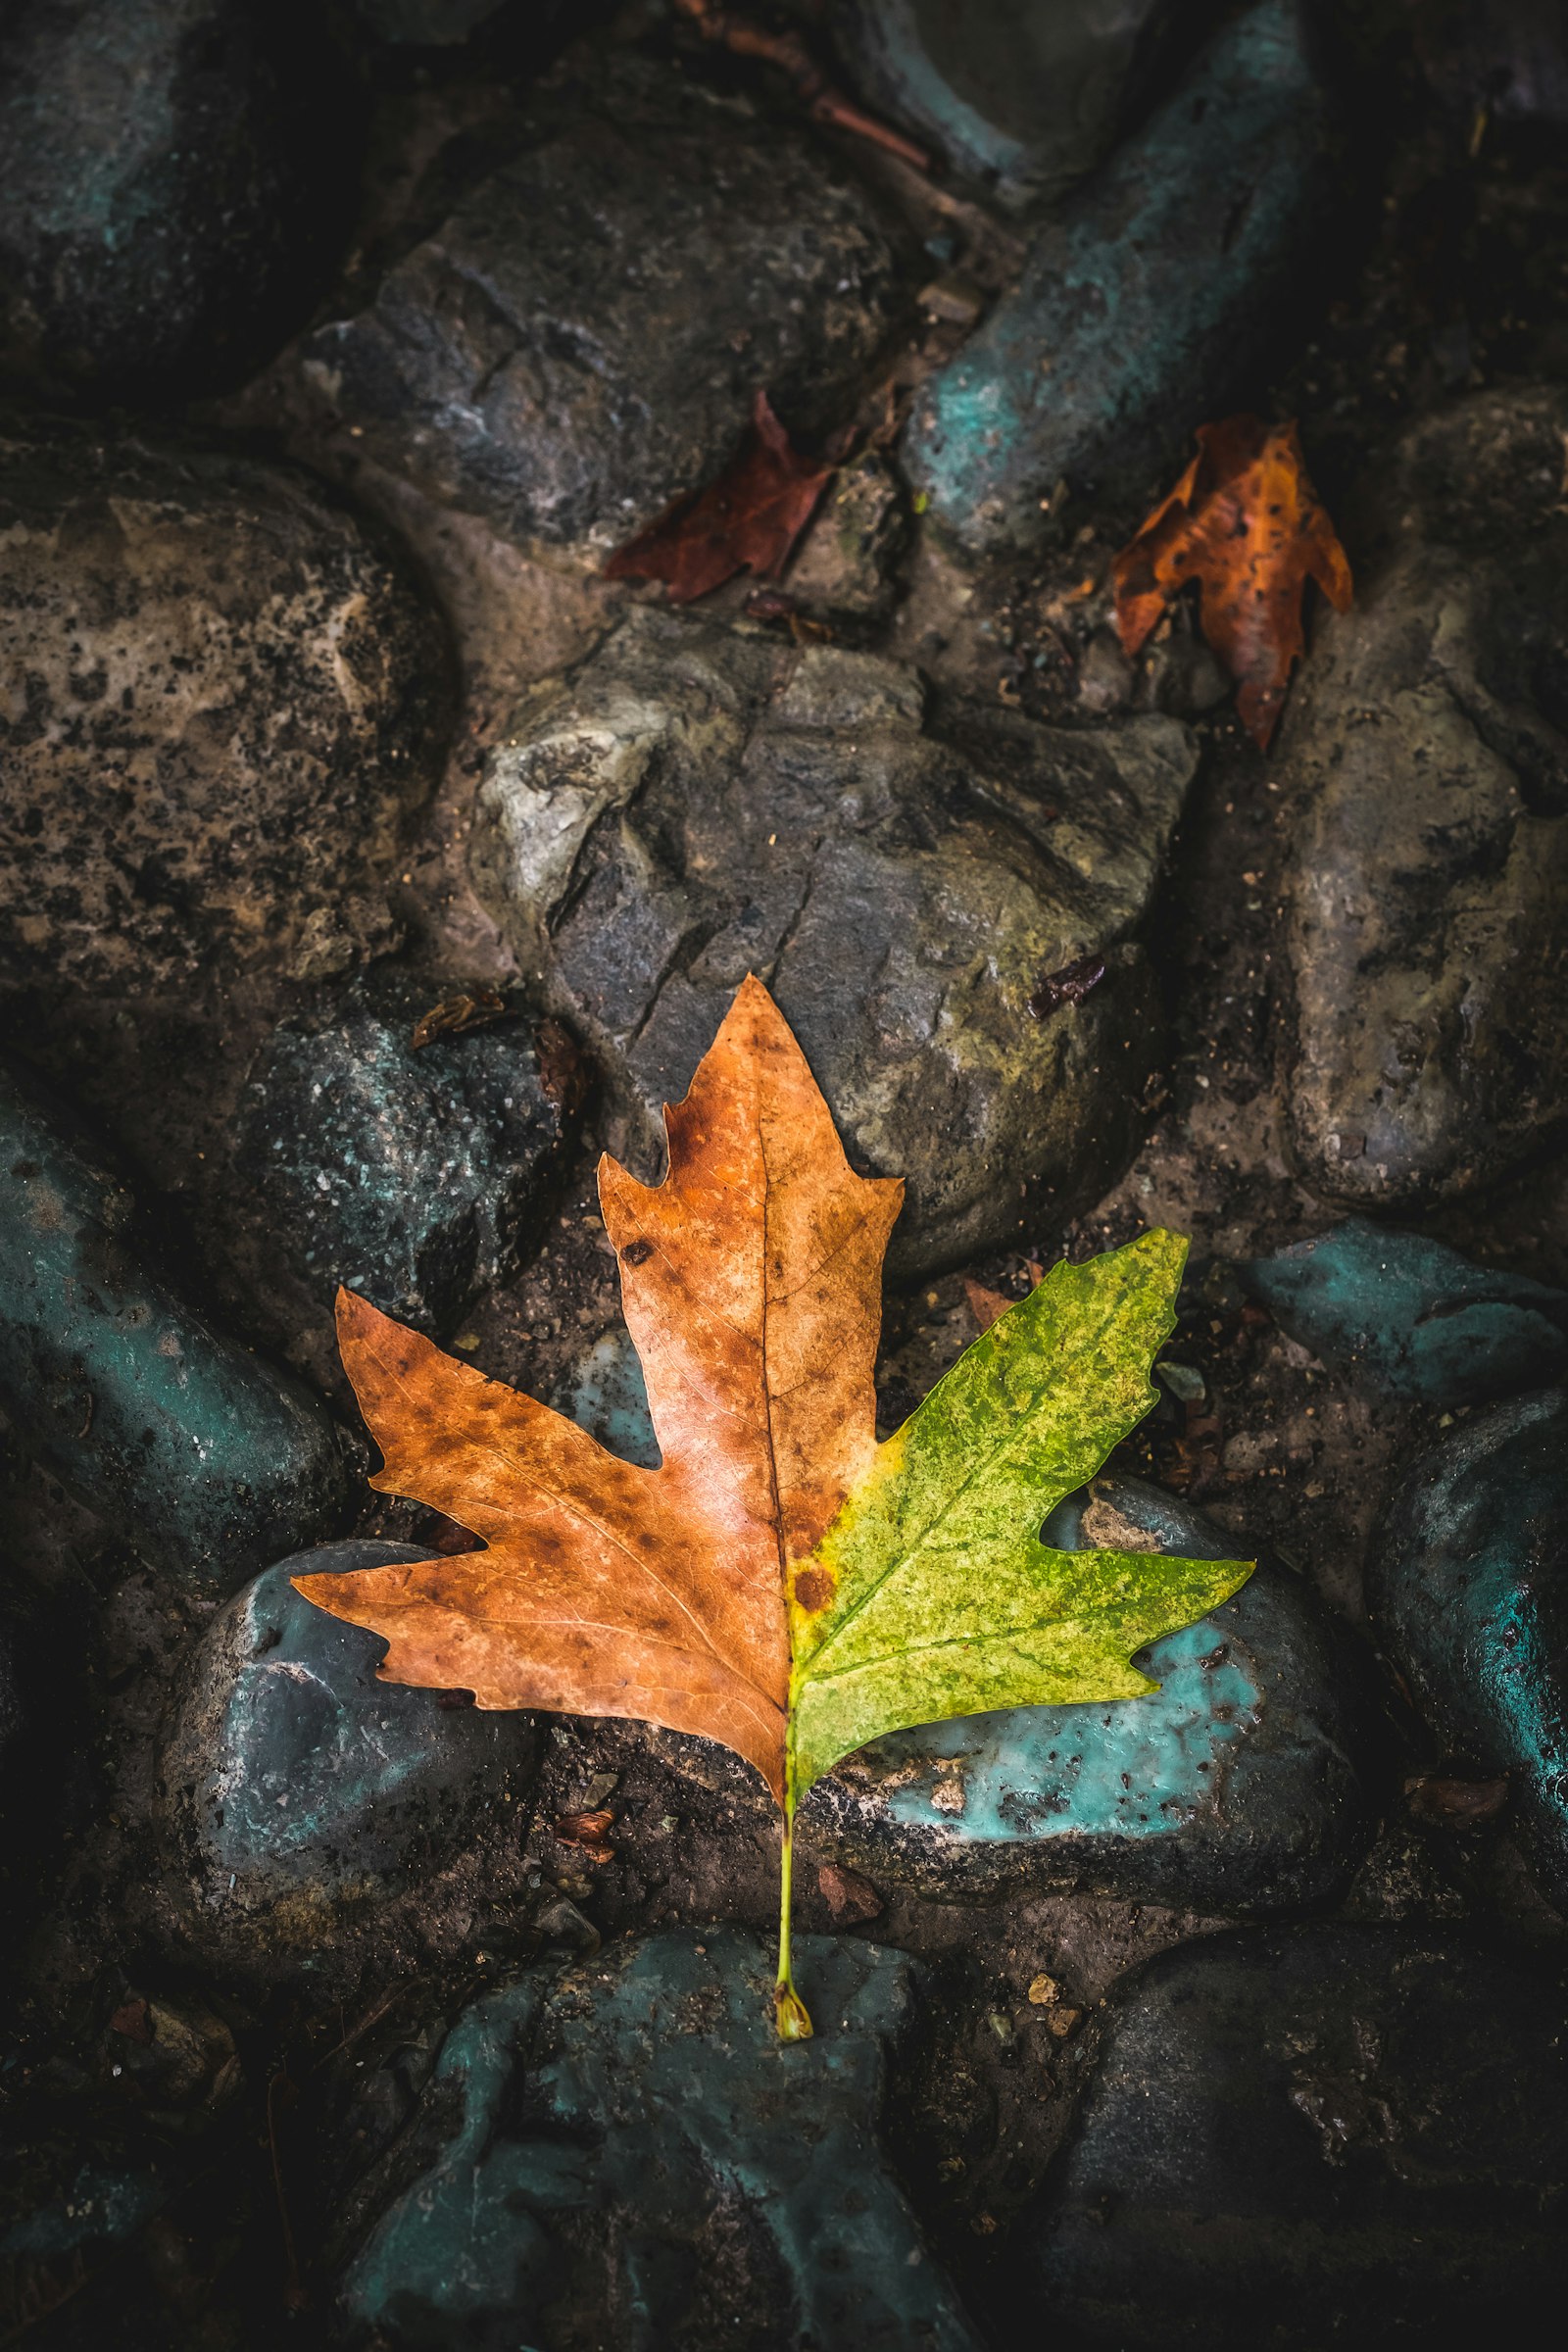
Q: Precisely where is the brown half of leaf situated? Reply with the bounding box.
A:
[605,390,836,605]
[297,975,902,1807]
[1112,415,1352,749]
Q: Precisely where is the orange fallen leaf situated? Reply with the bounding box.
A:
[606,391,835,605]
[1112,416,1352,749]
[296,978,1249,2037]
[554,1808,616,1865]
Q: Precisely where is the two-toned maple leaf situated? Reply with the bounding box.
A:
[1113,415,1352,748]
[605,391,835,606]
[297,979,1250,2036]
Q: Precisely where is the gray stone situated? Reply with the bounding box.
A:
[160,1544,542,1974]
[784,452,908,627]
[1240,1217,1568,1405]
[473,607,1196,1270]
[1281,386,1568,1206]
[0,424,451,998]
[834,0,1223,212]
[280,49,915,555]
[337,1929,982,2351]
[0,1,348,402]
[237,971,582,1336]
[1370,1390,1568,1914]
[1004,1925,1568,2348]
[808,1474,1370,1914]
[0,1065,350,1594]
[903,0,1333,552]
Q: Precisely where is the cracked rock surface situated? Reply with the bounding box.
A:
[273,47,916,556]
[473,606,1196,1270]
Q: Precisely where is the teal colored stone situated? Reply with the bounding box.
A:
[0,1067,349,1593]
[161,1544,542,1964]
[1371,1390,1568,1913]
[551,1326,660,1469]
[904,0,1332,552]
[0,2159,169,2262]
[810,1475,1369,1912]
[1240,1217,1568,1404]
[340,1929,982,2352]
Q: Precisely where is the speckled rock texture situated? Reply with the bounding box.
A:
[1240,1218,1568,1404]
[1371,1390,1568,1914]
[0,0,349,401]
[1280,386,1568,1206]
[160,1544,543,1980]
[834,0,1223,211]
[0,425,452,998]
[904,0,1332,551]
[0,1065,349,1593]
[274,47,916,555]
[811,1474,1370,1913]
[473,607,1196,1271]
[236,971,583,1337]
[1004,1925,1568,2348]
[333,1930,983,2351]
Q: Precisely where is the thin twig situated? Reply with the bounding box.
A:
[266,2068,308,2312]
[672,0,931,172]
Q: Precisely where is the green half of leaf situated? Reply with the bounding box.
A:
[785,1229,1253,1808]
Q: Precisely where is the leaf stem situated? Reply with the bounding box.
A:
[773,1804,812,2041]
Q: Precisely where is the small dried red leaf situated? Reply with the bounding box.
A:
[606,391,834,605]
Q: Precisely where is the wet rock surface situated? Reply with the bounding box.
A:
[0,425,451,1001]
[834,0,1223,212]
[235,971,582,1339]
[1371,1391,1568,1914]
[475,607,1195,1269]
[335,1929,982,2351]
[904,0,1332,551]
[6,8,1568,2345]
[1004,1924,1568,2348]
[0,1065,349,1594]
[1281,386,1568,1207]
[0,0,350,401]
[160,1544,543,1977]
[813,1474,1371,1914]
[1241,1217,1568,1404]
[272,47,915,555]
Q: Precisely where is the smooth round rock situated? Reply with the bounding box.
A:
[474,607,1196,1271]
[1281,386,1568,1208]
[160,1544,542,1972]
[1370,1389,1568,1913]
[1004,1925,1568,2347]
[0,425,452,997]
[337,1929,983,2352]
[237,972,582,1335]
[0,0,351,400]
[834,0,1223,211]
[809,1475,1371,1914]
